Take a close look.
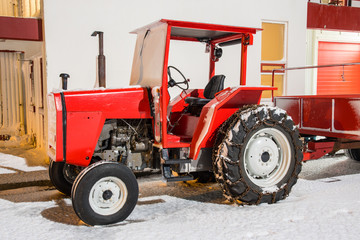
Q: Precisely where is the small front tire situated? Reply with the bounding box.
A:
[49,160,75,195]
[71,161,138,226]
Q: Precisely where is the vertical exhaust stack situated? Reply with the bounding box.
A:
[91,31,106,88]
[59,73,70,90]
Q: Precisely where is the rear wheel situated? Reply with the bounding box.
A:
[71,161,138,225]
[49,160,81,195]
[192,171,215,183]
[345,149,360,161]
[213,105,303,204]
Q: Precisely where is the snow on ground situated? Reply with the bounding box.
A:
[0,152,46,172]
[0,172,360,239]
[0,149,359,239]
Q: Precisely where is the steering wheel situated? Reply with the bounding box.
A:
[167,66,189,90]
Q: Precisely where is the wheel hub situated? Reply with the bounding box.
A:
[245,136,279,178]
[102,190,113,200]
[243,128,291,188]
[89,176,128,216]
[261,152,270,162]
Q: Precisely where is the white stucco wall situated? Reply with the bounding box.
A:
[44,0,307,95]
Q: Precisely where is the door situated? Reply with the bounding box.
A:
[317,41,360,95]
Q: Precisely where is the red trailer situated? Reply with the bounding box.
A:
[273,63,360,161]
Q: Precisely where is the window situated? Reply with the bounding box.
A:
[261,21,287,98]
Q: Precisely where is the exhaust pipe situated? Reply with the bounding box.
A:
[91,31,106,88]
[59,73,70,90]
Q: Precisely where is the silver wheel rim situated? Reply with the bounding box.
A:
[243,128,291,188]
[89,176,128,216]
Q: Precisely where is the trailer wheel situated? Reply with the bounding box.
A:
[345,149,360,161]
[71,161,138,225]
[213,105,303,204]
[49,160,81,195]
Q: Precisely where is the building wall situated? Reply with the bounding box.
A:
[44,0,308,96]
[0,40,45,147]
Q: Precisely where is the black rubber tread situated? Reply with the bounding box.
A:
[213,105,303,205]
[48,160,73,196]
[192,171,216,183]
[345,149,360,161]
[71,161,138,226]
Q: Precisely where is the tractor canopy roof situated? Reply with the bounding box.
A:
[130,19,261,87]
[131,19,261,42]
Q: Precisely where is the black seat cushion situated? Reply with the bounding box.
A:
[203,75,225,99]
[184,75,225,116]
[184,97,211,106]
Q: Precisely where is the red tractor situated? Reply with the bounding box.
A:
[48,19,304,225]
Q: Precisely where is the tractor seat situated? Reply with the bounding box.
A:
[185,75,225,107]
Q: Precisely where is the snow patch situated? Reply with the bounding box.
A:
[261,185,279,194]
[0,167,16,174]
[1,173,360,239]
[0,152,46,172]
[240,110,252,121]
[233,121,240,133]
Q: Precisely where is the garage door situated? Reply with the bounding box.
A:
[317,41,360,95]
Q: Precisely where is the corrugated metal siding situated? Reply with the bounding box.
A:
[0,0,41,17]
[0,52,25,135]
[317,41,360,95]
[22,57,46,148]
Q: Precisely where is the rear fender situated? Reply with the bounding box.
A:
[190,86,275,160]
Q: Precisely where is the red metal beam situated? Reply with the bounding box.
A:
[303,141,335,161]
[307,2,360,32]
[0,16,42,41]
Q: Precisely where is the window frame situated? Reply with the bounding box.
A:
[260,20,288,99]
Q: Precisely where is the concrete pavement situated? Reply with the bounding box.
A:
[0,169,51,191]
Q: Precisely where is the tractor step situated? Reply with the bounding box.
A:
[162,159,194,182]
[165,174,194,182]
[163,159,191,165]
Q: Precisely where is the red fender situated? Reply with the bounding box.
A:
[190,86,275,160]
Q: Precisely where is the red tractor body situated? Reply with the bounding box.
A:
[50,19,355,226]
[48,87,152,167]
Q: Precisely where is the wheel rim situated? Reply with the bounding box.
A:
[89,176,128,216]
[243,128,291,188]
[63,164,81,184]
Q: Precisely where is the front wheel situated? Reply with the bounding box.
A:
[213,105,303,204]
[49,160,81,195]
[71,161,138,225]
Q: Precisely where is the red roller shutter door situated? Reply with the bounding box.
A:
[317,41,360,95]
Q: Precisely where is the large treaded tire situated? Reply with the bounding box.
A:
[71,161,138,226]
[213,105,303,205]
[345,149,360,161]
[49,160,73,196]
